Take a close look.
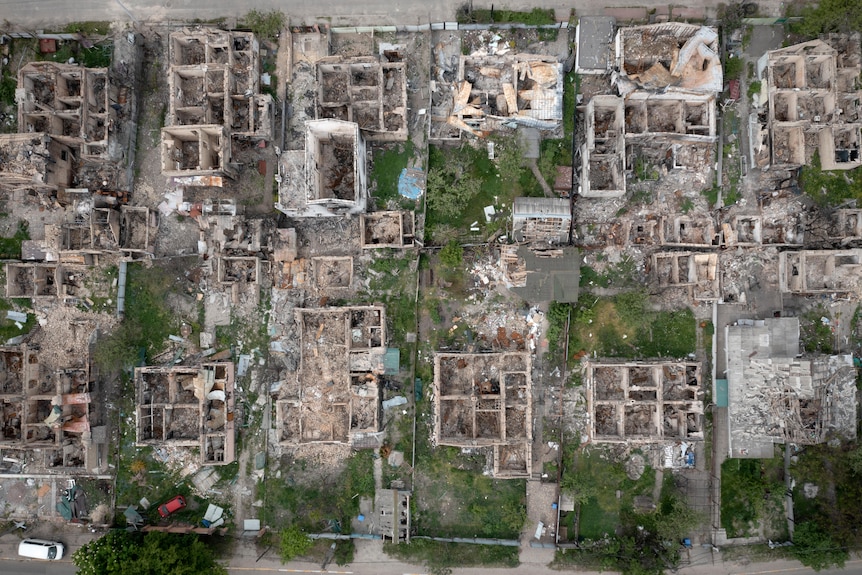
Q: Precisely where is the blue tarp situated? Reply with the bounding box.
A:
[398,168,425,199]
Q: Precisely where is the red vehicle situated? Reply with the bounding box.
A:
[157,495,186,518]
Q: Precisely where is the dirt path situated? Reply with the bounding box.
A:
[527,158,556,198]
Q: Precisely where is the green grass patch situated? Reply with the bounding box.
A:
[799,305,835,354]
[371,140,415,205]
[64,21,111,35]
[720,454,785,538]
[0,297,36,342]
[563,448,656,541]
[413,394,526,539]
[567,294,696,361]
[94,263,178,371]
[457,7,555,25]
[800,151,862,206]
[360,250,417,356]
[385,540,519,570]
[0,72,16,107]
[258,451,375,531]
[0,220,30,259]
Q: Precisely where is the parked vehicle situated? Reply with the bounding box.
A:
[158,495,187,518]
[18,539,64,561]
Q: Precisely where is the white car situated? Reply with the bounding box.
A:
[18,538,65,561]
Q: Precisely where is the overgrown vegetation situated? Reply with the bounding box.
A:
[73,531,227,575]
[279,526,313,563]
[0,297,35,342]
[564,294,696,362]
[426,137,536,242]
[747,80,762,101]
[799,305,835,354]
[257,451,375,532]
[412,393,526,540]
[456,6,555,25]
[64,21,111,35]
[790,0,862,37]
[556,455,701,575]
[789,441,862,565]
[0,72,16,107]
[799,151,862,206]
[724,55,743,81]
[243,9,285,41]
[94,263,177,371]
[386,540,519,571]
[720,455,786,538]
[0,220,30,259]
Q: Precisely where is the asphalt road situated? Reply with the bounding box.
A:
[0,0,786,28]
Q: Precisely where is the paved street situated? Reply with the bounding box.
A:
[0,0,787,28]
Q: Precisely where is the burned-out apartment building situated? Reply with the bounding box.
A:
[276,307,385,445]
[754,35,862,170]
[317,55,408,141]
[276,119,368,217]
[584,360,704,465]
[135,362,236,466]
[579,23,721,199]
[0,344,92,471]
[161,28,272,178]
[433,352,533,478]
[725,318,856,458]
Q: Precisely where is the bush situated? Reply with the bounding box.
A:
[0,73,17,107]
[280,526,312,562]
[725,56,743,81]
[439,241,463,268]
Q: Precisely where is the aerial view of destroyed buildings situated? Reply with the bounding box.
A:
[0,3,860,571]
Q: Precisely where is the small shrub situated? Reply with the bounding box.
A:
[280,526,312,562]
[439,241,463,268]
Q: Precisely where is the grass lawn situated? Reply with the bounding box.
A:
[413,396,526,539]
[790,442,862,547]
[567,294,696,362]
[370,140,415,206]
[720,453,786,538]
[258,450,375,532]
[570,448,656,540]
[357,249,418,361]
[385,540,519,570]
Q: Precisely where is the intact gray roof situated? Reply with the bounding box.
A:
[576,17,615,72]
[511,246,579,303]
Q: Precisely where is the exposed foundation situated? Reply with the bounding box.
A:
[276,120,368,217]
[360,211,415,248]
[317,56,408,141]
[135,363,236,465]
[433,352,532,478]
[584,360,704,443]
[779,249,862,294]
[276,307,385,445]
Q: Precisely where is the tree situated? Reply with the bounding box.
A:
[560,471,597,507]
[244,10,285,41]
[796,0,862,37]
[425,165,480,219]
[280,526,313,563]
[439,240,463,268]
[73,530,227,575]
[791,521,849,571]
